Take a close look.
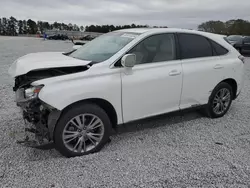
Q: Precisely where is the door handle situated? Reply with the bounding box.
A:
[214,64,224,69]
[169,70,181,76]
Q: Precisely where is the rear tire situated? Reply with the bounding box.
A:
[54,103,112,157]
[203,82,233,118]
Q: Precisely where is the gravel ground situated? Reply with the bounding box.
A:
[1,36,250,188]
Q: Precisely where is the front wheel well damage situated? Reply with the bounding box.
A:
[60,98,118,129]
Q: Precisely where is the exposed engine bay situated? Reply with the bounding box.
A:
[13,65,90,91]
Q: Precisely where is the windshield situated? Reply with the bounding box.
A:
[227,35,243,41]
[69,32,140,62]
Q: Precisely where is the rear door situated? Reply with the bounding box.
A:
[178,33,229,109]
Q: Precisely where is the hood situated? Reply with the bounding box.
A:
[8,52,91,77]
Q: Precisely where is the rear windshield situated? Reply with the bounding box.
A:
[69,32,140,63]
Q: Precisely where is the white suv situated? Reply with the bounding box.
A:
[9,28,245,157]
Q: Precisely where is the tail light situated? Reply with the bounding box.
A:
[238,55,245,64]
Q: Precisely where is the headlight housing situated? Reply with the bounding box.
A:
[25,85,44,99]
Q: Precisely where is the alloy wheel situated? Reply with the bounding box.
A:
[62,113,104,153]
[212,88,231,115]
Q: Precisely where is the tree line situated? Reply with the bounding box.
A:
[85,24,168,33]
[0,16,168,36]
[1,16,249,36]
[198,19,250,36]
[0,16,84,36]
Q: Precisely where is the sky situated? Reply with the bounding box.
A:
[0,0,250,29]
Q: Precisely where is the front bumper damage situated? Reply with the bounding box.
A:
[15,88,61,149]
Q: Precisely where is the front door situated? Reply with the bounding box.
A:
[121,33,183,123]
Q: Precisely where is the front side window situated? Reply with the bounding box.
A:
[128,33,176,64]
[178,33,213,59]
[69,32,139,63]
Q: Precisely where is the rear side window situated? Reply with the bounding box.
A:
[178,33,213,59]
[209,40,228,55]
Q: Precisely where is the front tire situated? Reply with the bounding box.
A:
[204,82,233,118]
[54,103,112,157]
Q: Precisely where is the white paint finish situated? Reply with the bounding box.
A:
[8,52,91,77]
[180,56,226,109]
[121,60,182,122]
[34,64,124,124]
[180,53,244,109]
[219,54,245,95]
[9,28,245,125]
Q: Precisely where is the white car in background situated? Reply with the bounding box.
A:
[9,28,245,157]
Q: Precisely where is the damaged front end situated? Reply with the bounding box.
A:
[8,51,94,149]
[13,65,90,92]
[12,65,92,149]
[15,86,61,149]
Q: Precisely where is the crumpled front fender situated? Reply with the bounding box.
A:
[47,109,61,139]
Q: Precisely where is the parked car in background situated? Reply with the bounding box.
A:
[79,35,96,41]
[48,34,69,40]
[70,38,87,50]
[226,35,250,54]
[9,28,245,157]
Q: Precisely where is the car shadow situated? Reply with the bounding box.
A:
[115,108,204,135]
[27,108,204,160]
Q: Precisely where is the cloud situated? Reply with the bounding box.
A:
[0,0,250,29]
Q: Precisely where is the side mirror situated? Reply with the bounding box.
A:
[121,54,136,68]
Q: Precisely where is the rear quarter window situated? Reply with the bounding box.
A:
[209,40,229,56]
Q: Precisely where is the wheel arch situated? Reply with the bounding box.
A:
[60,98,118,129]
[219,78,238,100]
[204,79,236,118]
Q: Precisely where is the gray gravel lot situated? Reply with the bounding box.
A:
[1,36,250,188]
